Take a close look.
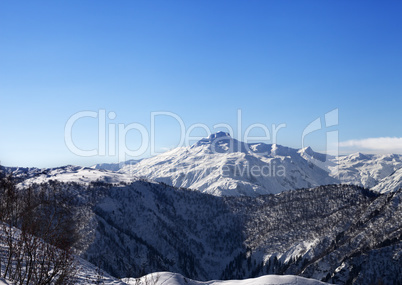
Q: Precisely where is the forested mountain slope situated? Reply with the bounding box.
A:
[22,180,400,284]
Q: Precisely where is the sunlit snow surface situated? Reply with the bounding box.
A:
[17,165,135,187]
[119,133,402,195]
[124,272,328,285]
[0,272,329,285]
[7,132,402,195]
[332,153,402,191]
[120,133,338,196]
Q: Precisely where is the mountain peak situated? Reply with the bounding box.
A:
[194,131,233,147]
[349,152,371,161]
[208,131,231,140]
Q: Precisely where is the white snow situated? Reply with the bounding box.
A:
[124,272,328,285]
[120,133,337,196]
[0,278,10,285]
[8,133,402,195]
[278,239,320,264]
[17,165,135,188]
[330,153,402,189]
[371,166,402,193]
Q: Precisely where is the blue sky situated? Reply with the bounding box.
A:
[1,1,402,167]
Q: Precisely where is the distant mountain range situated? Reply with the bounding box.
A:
[119,132,402,195]
[3,132,402,196]
[91,159,143,172]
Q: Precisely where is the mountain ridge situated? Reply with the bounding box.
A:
[3,132,402,195]
[118,133,402,195]
[120,133,338,196]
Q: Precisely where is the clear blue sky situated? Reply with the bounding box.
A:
[1,1,401,167]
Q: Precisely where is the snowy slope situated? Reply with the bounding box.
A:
[329,153,402,188]
[125,272,328,285]
[16,165,135,187]
[297,147,402,191]
[4,132,402,195]
[74,257,127,284]
[371,166,402,193]
[120,132,337,196]
[0,224,125,285]
[118,132,402,195]
[0,278,10,285]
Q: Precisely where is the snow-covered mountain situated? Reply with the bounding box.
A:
[331,152,402,189]
[9,165,135,187]
[3,132,402,196]
[371,166,402,193]
[120,132,337,196]
[118,132,402,195]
